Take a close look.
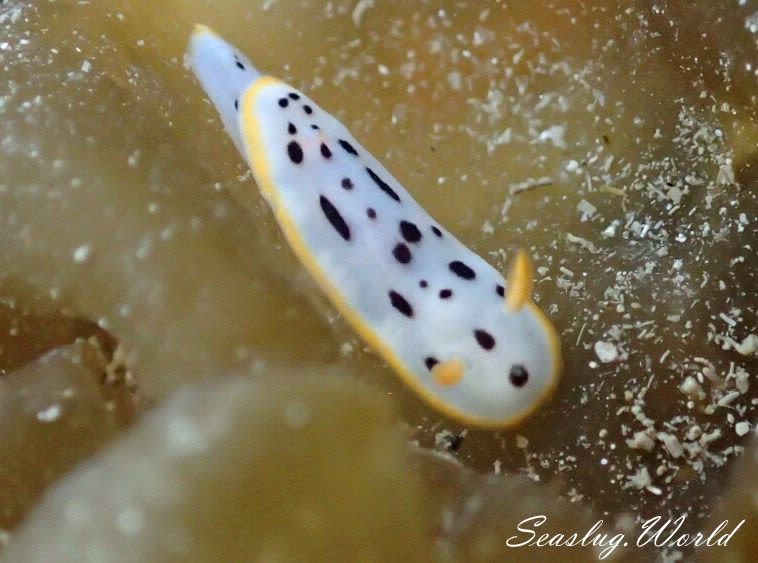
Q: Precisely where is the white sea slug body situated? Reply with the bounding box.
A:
[188,26,562,428]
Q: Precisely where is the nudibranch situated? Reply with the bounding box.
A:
[188,26,562,428]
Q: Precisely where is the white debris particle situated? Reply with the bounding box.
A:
[734,367,749,393]
[718,312,737,327]
[594,341,619,363]
[351,0,375,27]
[339,341,353,356]
[717,391,740,407]
[36,403,62,423]
[577,199,597,221]
[509,176,553,194]
[624,465,652,490]
[626,430,655,452]
[734,422,750,437]
[686,426,702,441]
[566,233,600,253]
[516,435,529,449]
[646,484,663,496]
[680,376,703,399]
[657,432,683,458]
[447,71,463,91]
[127,149,141,167]
[493,460,502,474]
[666,185,683,204]
[537,124,567,149]
[72,244,93,264]
[715,162,734,184]
[81,60,92,73]
[733,334,757,356]
[701,429,722,444]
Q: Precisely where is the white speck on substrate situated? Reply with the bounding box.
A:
[626,430,655,452]
[537,124,567,149]
[128,149,141,167]
[72,244,93,263]
[36,403,62,422]
[594,341,619,363]
[577,199,597,221]
[734,421,750,436]
[680,376,704,400]
[351,0,375,27]
[657,432,684,458]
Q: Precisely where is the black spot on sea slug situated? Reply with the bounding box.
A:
[338,139,358,156]
[431,226,443,237]
[393,243,412,264]
[341,178,353,190]
[366,167,401,202]
[303,104,313,115]
[319,195,350,241]
[496,284,505,297]
[399,220,422,243]
[439,289,452,299]
[474,329,496,350]
[278,98,289,108]
[509,364,529,387]
[287,122,297,135]
[235,61,245,70]
[449,261,475,280]
[366,208,377,219]
[389,290,414,318]
[287,141,303,164]
[234,99,238,110]
[419,280,428,288]
[424,357,439,370]
[311,124,320,130]
[288,92,300,100]
[320,143,332,159]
